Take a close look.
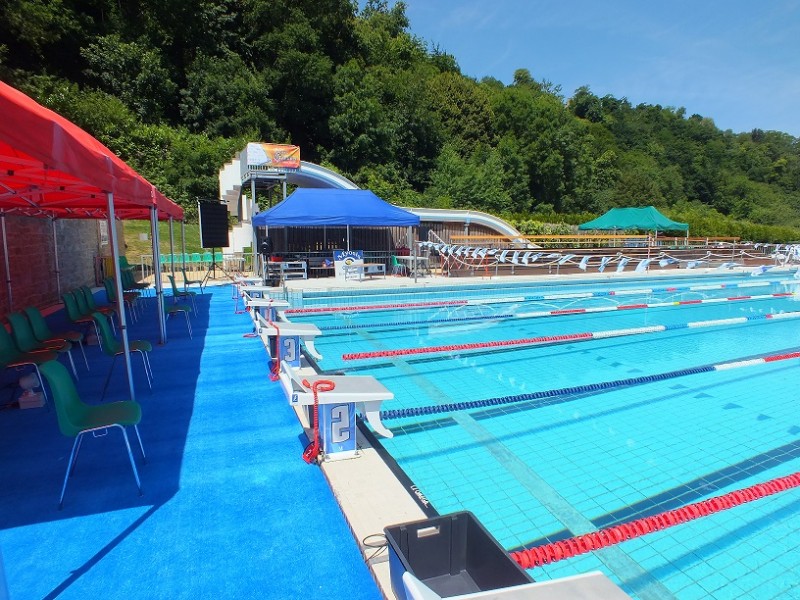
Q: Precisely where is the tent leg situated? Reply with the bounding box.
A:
[106,193,136,403]
[0,212,11,310]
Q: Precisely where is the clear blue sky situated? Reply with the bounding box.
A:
[396,0,800,137]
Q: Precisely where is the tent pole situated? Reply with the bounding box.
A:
[412,227,418,283]
[347,225,350,251]
[106,192,136,402]
[169,218,176,279]
[152,205,167,344]
[51,217,61,296]
[181,219,187,272]
[0,212,11,310]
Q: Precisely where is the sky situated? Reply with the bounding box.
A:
[397,0,800,137]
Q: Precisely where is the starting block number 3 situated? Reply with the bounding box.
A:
[279,336,299,366]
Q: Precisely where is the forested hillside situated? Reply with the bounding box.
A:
[2,0,799,240]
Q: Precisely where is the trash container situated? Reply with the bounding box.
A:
[384,511,533,600]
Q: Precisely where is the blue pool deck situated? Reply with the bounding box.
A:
[0,282,384,600]
[2,265,794,599]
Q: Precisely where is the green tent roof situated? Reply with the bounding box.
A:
[578,206,688,232]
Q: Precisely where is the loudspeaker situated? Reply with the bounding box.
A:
[198,202,229,249]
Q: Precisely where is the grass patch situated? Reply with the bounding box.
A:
[122,220,202,262]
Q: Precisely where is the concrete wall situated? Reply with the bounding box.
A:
[0,215,110,315]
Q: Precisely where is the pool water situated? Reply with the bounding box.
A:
[292,273,800,599]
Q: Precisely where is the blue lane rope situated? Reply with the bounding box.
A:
[380,365,715,420]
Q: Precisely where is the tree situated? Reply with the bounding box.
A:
[179,52,280,139]
[82,35,177,122]
[426,72,495,152]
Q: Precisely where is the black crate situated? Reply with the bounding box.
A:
[384,511,533,600]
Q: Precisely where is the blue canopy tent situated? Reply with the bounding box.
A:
[252,188,420,227]
[252,189,421,276]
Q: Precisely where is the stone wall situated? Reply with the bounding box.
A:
[0,215,116,315]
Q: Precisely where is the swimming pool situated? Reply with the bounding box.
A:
[290,272,800,599]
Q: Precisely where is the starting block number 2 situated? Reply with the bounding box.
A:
[320,403,356,458]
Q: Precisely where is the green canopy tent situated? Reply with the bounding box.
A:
[579,206,688,256]
[578,206,688,233]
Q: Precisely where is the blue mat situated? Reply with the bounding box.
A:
[0,284,380,599]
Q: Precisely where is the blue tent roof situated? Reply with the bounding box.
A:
[252,188,420,227]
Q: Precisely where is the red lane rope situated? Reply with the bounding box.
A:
[286,300,466,315]
[511,471,800,569]
[343,332,594,360]
[301,379,336,464]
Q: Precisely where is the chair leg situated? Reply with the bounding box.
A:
[77,339,89,370]
[64,348,78,380]
[101,355,117,400]
[32,365,49,410]
[133,425,147,464]
[120,426,143,496]
[137,351,152,388]
[59,434,82,509]
[70,434,85,477]
[184,311,192,338]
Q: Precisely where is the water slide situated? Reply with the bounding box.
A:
[220,155,524,247]
[286,162,524,240]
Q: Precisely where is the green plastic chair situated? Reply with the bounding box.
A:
[78,285,117,324]
[39,360,145,509]
[6,311,77,378]
[167,274,197,311]
[103,277,140,322]
[118,256,135,272]
[0,323,56,406]
[24,306,89,371]
[165,300,193,339]
[62,291,102,338]
[92,312,153,396]
[121,267,151,296]
[74,286,119,330]
[390,255,407,276]
[181,267,204,294]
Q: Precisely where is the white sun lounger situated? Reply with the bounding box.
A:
[279,360,394,438]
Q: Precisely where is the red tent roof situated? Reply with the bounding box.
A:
[0,81,183,220]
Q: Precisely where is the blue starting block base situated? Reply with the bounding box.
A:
[318,402,357,459]
[268,334,301,367]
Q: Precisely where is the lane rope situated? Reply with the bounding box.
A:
[344,310,800,361]
[378,348,800,420]
[287,279,796,316]
[511,471,800,568]
[317,291,794,332]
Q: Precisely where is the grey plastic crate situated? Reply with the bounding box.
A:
[385,511,533,600]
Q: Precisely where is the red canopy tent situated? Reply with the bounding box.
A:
[0,81,184,400]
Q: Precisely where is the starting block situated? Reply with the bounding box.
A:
[242,287,290,322]
[233,276,262,300]
[255,312,322,365]
[279,361,394,460]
